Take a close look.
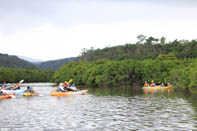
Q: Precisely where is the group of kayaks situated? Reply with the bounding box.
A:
[0,88,88,100]
[0,89,39,100]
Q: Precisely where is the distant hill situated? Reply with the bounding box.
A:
[18,55,43,63]
[37,57,78,70]
[0,53,37,69]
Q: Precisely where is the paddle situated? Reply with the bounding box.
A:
[64,79,72,84]
[64,79,72,86]
[68,79,72,83]
[10,94,16,98]
[19,80,24,84]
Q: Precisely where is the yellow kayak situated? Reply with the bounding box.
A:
[23,92,40,96]
[50,90,88,96]
[143,86,172,90]
[23,92,35,96]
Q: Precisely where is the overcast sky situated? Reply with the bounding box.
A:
[0,0,197,61]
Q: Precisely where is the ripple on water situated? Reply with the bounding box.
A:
[0,86,197,130]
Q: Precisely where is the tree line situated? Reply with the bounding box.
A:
[79,36,197,61]
[52,53,197,91]
[0,67,54,83]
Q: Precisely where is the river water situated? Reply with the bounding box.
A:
[0,83,197,131]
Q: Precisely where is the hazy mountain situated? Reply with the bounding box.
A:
[37,57,78,71]
[0,53,37,69]
[0,53,77,70]
[18,55,43,63]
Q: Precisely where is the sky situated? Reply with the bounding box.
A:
[0,0,197,61]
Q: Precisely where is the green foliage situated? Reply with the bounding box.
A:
[79,37,197,61]
[0,67,54,83]
[169,59,197,89]
[53,52,197,91]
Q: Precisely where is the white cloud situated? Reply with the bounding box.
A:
[0,0,197,60]
[1,19,197,61]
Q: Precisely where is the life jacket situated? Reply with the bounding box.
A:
[144,83,148,87]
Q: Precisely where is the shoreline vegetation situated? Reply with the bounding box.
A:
[52,36,197,93]
[0,67,54,83]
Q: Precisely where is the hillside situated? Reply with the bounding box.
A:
[37,57,77,70]
[0,53,37,69]
[79,36,197,61]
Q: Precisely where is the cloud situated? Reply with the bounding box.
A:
[0,0,197,60]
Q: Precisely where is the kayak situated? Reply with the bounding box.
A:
[0,93,15,100]
[23,92,35,96]
[143,86,172,90]
[23,92,40,96]
[50,90,88,96]
[2,89,25,95]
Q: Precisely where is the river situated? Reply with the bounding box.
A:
[0,83,197,131]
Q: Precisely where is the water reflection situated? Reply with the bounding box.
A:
[0,84,197,130]
[144,88,174,97]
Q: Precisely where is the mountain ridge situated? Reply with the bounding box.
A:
[0,53,37,69]
[36,57,78,70]
[18,55,43,63]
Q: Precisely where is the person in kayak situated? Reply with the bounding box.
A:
[56,83,66,92]
[63,81,74,91]
[6,83,12,90]
[70,84,77,92]
[1,81,7,89]
[64,82,70,88]
[64,86,74,91]
[150,80,156,87]
[167,82,171,86]
[24,86,35,93]
[144,82,149,87]
[161,83,165,87]
[12,83,20,90]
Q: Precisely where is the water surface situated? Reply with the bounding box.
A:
[0,84,197,131]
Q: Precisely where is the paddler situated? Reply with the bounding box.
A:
[56,83,66,92]
[70,84,77,92]
[24,86,35,93]
[150,80,156,87]
[144,82,149,87]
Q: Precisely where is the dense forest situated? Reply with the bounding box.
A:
[52,36,197,92]
[52,53,197,91]
[79,36,197,61]
[0,53,37,69]
[0,67,54,83]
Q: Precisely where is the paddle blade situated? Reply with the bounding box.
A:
[19,80,24,84]
[10,95,16,99]
[68,79,72,83]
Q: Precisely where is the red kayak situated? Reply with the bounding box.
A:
[0,93,15,100]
